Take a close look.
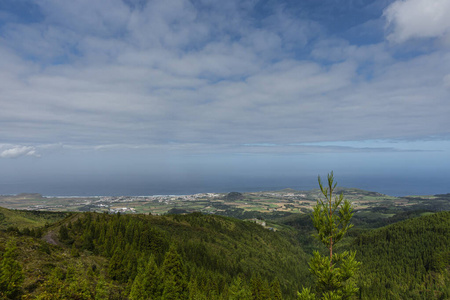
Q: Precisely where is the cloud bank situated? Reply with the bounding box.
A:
[0,0,449,156]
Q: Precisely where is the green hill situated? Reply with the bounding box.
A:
[2,205,450,299]
[0,206,69,230]
[353,211,450,299]
[0,209,310,299]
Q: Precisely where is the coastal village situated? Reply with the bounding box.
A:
[1,189,448,218]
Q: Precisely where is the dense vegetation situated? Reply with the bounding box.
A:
[1,210,309,299]
[353,211,450,299]
[0,205,449,299]
[0,207,69,231]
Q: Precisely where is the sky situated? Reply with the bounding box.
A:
[1,0,450,196]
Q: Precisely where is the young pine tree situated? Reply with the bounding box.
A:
[298,172,361,300]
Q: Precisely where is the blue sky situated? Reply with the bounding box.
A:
[1,0,450,195]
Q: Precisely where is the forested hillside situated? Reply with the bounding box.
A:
[1,207,450,299]
[0,210,310,299]
[0,207,69,231]
[353,211,450,299]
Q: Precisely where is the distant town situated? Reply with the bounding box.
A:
[1,188,449,217]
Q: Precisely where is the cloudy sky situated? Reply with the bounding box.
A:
[1,0,450,195]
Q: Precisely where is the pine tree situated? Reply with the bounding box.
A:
[161,245,188,300]
[59,224,69,241]
[71,243,80,257]
[187,277,204,300]
[129,255,162,300]
[270,279,283,300]
[250,276,271,300]
[108,248,125,282]
[298,172,360,300]
[94,275,109,300]
[229,276,251,300]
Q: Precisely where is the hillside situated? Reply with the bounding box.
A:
[1,204,450,299]
[0,209,310,299]
[0,206,69,231]
[353,211,450,299]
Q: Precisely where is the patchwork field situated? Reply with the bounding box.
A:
[1,188,449,219]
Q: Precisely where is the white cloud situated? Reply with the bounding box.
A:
[0,145,39,158]
[0,0,449,154]
[384,0,450,43]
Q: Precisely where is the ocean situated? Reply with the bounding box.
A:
[0,173,448,197]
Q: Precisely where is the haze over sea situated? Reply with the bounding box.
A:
[1,171,448,197]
